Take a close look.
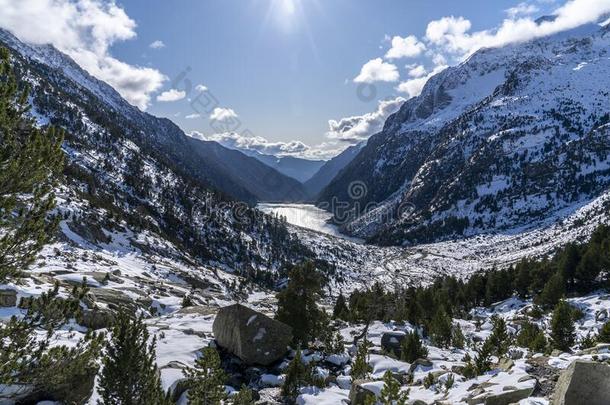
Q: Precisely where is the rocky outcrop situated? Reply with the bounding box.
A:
[381,331,406,356]
[0,288,17,307]
[484,386,536,405]
[212,304,292,366]
[349,380,377,405]
[551,360,610,405]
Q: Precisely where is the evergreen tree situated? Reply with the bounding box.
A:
[0,283,102,402]
[559,243,579,290]
[429,308,452,348]
[516,321,547,352]
[451,325,466,349]
[550,300,575,352]
[487,315,511,357]
[276,262,326,346]
[400,331,428,363]
[473,338,493,375]
[232,385,255,404]
[0,47,64,282]
[184,346,227,405]
[379,370,409,404]
[598,321,610,343]
[98,312,168,405]
[281,349,309,402]
[575,246,602,292]
[351,338,372,380]
[332,293,350,321]
[536,272,565,309]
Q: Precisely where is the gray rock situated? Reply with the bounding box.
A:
[381,331,406,356]
[349,380,376,405]
[484,386,535,405]
[0,288,17,307]
[212,304,292,366]
[497,358,514,372]
[79,308,115,330]
[409,358,433,372]
[551,360,610,405]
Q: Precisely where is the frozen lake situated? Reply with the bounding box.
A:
[257,203,360,241]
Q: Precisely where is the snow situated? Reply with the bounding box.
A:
[297,386,349,405]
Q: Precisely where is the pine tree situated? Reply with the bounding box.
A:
[537,272,565,309]
[276,261,326,346]
[598,321,610,343]
[559,243,579,290]
[487,315,511,357]
[451,325,466,349]
[473,338,493,375]
[281,349,309,402]
[184,346,227,405]
[232,385,255,404]
[0,47,64,282]
[98,312,168,405]
[332,293,350,321]
[516,321,547,352]
[0,283,102,402]
[550,300,575,352]
[400,331,428,363]
[351,338,372,380]
[429,308,452,348]
[379,370,409,404]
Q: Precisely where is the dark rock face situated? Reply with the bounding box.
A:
[212,304,292,366]
[380,331,406,356]
[551,360,610,405]
[0,288,17,307]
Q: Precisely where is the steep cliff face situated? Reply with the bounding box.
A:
[318,21,610,245]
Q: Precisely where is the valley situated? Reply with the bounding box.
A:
[1,3,610,405]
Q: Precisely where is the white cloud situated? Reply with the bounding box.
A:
[354,58,400,83]
[210,107,238,121]
[191,131,309,156]
[326,97,405,142]
[425,0,610,59]
[195,84,208,92]
[384,35,426,59]
[506,2,540,18]
[407,64,427,78]
[156,88,186,102]
[185,113,201,119]
[0,0,166,110]
[149,40,165,49]
[396,64,448,99]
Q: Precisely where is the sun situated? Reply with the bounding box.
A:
[267,0,303,32]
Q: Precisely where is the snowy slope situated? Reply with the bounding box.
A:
[319,21,610,246]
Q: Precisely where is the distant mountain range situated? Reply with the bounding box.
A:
[235,149,325,183]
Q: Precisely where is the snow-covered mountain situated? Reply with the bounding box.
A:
[318,19,610,245]
[0,28,315,279]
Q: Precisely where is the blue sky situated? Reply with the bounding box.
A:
[117,0,549,158]
[1,0,608,159]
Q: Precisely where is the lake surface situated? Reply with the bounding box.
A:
[257,203,353,240]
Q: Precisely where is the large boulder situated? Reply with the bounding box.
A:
[381,331,406,356]
[551,360,610,405]
[0,288,17,307]
[349,380,377,405]
[484,386,536,405]
[212,304,292,366]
